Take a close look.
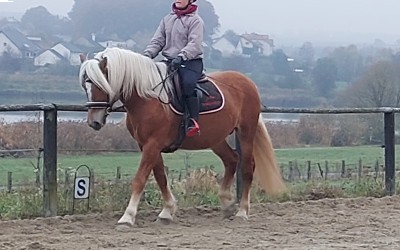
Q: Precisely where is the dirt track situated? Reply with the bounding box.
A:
[1,196,400,250]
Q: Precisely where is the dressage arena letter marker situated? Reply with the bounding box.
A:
[74,177,90,199]
[72,164,92,213]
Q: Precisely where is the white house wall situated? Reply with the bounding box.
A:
[52,44,70,59]
[99,40,128,48]
[259,41,273,56]
[34,50,61,66]
[52,43,81,65]
[0,33,21,57]
[213,38,240,57]
[70,53,82,66]
[240,37,253,49]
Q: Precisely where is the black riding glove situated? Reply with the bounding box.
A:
[170,56,184,71]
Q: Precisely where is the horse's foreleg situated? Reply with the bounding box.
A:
[211,141,239,216]
[117,145,160,227]
[153,160,177,223]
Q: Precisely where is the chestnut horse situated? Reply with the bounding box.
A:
[78,47,286,227]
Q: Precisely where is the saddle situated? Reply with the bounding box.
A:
[162,69,225,153]
[168,73,225,115]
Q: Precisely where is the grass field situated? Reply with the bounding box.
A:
[276,145,385,164]
[0,145,389,186]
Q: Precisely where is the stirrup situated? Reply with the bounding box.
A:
[186,118,200,137]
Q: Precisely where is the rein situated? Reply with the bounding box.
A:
[151,62,178,105]
[84,56,176,113]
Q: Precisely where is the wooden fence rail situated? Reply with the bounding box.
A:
[0,104,398,217]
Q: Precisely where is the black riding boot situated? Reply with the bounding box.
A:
[185,94,200,137]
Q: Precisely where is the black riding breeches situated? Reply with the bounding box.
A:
[178,58,203,97]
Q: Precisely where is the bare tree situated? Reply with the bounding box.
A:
[343,60,400,107]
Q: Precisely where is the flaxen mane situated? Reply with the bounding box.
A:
[80,47,169,103]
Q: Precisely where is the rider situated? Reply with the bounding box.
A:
[143,0,204,137]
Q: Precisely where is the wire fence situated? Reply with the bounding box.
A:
[0,147,392,192]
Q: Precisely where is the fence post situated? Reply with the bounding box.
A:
[7,172,12,193]
[235,132,243,202]
[384,111,395,195]
[358,158,363,181]
[90,168,95,198]
[288,161,293,181]
[324,160,329,180]
[374,159,379,181]
[116,166,121,183]
[307,161,311,180]
[341,160,346,178]
[43,106,58,217]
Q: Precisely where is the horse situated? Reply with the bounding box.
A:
[78,47,286,227]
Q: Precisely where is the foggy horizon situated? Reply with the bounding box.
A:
[1,0,400,47]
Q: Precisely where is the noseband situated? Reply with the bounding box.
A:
[82,75,114,118]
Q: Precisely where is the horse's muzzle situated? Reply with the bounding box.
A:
[89,121,103,131]
[87,107,109,131]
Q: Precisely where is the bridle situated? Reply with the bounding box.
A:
[81,56,172,115]
[81,72,117,117]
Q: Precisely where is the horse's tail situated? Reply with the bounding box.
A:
[253,114,287,196]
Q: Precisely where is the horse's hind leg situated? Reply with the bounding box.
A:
[234,126,257,220]
[152,160,177,224]
[211,140,239,216]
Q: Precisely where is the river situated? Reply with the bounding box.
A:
[1,112,298,124]
[0,111,125,124]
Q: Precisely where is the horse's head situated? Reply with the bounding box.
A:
[79,47,171,130]
[79,53,115,131]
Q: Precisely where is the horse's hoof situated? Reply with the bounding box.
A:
[222,203,238,219]
[156,217,173,225]
[115,223,133,231]
[234,210,249,221]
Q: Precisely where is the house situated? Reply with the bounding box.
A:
[212,36,241,57]
[100,40,127,48]
[238,36,255,57]
[0,27,41,58]
[212,32,275,58]
[34,36,105,67]
[26,35,53,51]
[34,49,66,66]
[241,33,274,56]
[51,42,84,66]
[73,36,105,54]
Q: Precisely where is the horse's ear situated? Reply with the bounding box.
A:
[79,54,87,64]
[99,57,108,74]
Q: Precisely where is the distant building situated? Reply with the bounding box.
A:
[241,33,274,56]
[212,32,274,57]
[50,42,84,66]
[212,36,241,57]
[34,49,66,66]
[73,36,105,55]
[0,27,41,58]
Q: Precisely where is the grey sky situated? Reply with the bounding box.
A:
[1,0,400,46]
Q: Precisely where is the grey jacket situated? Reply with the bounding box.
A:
[144,10,204,61]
